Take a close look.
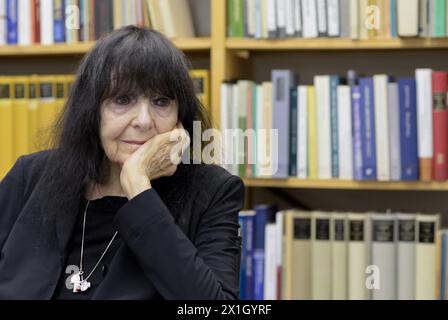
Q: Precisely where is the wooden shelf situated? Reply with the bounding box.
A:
[0,37,211,56]
[226,38,448,51]
[243,178,448,191]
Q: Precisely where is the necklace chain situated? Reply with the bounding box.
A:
[79,200,118,283]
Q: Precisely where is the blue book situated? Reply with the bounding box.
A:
[239,211,255,300]
[390,0,398,38]
[6,0,17,44]
[54,0,66,43]
[397,78,419,180]
[330,75,340,178]
[253,205,276,300]
[272,70,296,178]
[289,87,298,177]
[352,86,363,180]
[359,78,377,180]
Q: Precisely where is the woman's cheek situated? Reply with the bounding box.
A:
[152,106,178,132]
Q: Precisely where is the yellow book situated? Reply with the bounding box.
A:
[113,0,123,30]
[367,0,379,39]
[307,86,318,179]
[37,76,57,151]
[13,76,30,160]
[190,69,210,114]
[28,75,40,154]
[0,77,14,179]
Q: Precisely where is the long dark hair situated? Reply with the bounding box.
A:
[41,26,210,215]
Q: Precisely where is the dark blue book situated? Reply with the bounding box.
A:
[397,78,419,180]
[239,211,255,300]
[253,205,276,300]
[359,78,377,180]
[330,75,340,178]
[54,0,66,43]
[6,0,17,44]
[289,87,298,177]
[352,86,363,180]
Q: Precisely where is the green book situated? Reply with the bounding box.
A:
[434,0,446,37]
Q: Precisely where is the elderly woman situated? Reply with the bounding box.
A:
[0,26,244,300]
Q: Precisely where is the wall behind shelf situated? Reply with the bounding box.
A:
[248,188,448,227]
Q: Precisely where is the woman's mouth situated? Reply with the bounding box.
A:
[123,140,146,146]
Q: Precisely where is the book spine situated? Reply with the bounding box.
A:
[330,75,339,178]
[388,83,401,181]
[374,75,391,181]
[432,71,448,180]
[298,86,308,179]
[352,86,363,180]
[6,0,17,44]
[360,78,377,180]
[53,0,65,43]
[289,87,298,176]
[316,0,327,36]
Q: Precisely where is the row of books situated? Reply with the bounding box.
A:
[239,207,447,300]
[0,70,210,180]
[0,0,199,46]
[220,68,447,182]
[228,0,446,39]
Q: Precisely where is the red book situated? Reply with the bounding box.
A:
[32,0,41,44]
[432,71,448,181]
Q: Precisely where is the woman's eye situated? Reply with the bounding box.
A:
[152,97,171,107]
[114,95,132,105]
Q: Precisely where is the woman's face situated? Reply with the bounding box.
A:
[100,93,179,165]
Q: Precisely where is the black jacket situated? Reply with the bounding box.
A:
[0,150,245,300]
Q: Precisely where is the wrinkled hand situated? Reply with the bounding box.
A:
[120,123,190,199]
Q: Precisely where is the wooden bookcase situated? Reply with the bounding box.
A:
[3,0,448,217]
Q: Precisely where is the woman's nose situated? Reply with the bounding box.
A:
[132,98,153,130]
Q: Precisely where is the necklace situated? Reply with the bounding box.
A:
[70,200,119,293]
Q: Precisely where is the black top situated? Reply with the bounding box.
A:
[0,150,244,299]
[53,196,128,300]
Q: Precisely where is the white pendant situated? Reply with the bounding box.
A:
[70,272,90,293]
[70,272,82,293]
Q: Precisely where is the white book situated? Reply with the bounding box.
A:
[339,0,350,38]
[0,0,5,45]
[283,210,312,300]
[302,0,318,38]
[247,0,256,38]
[220,83,232,173]
[415,214,440,300]
[349,0,359,39]
[275,211,284,300]
[331,212,348,300]
[359,0,368,39]
[294,0,302,36]
[396,213,416,300]
[314,76,332,179]
[311,211,331,300]
[316,0,327,35]
[259,82,274,177]
[415,69,433,175]
[327,0,340,37]
[276,0,287,37]
[267,0,277,38]
[285,0,295,37]
[374,75,391,181]
[348,213,371,300]
[18,0,31,45]
[40,0,54,45]
[397,0,419,37]
[337,85,353,180]
[388,83,401,181]
[297,86,308,179]
[264,223,277,300]
[419,0,429,37]
[231,84,240,176]
[261,0,269,38]
[371,213,397,300]
[253,0,262,38]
